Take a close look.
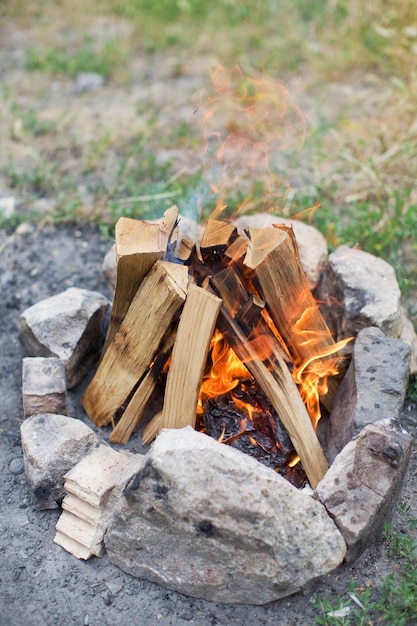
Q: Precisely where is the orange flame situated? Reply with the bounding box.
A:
[199,330,251,402]
[290,306,353,428]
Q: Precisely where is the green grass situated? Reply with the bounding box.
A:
[314,503,417,625]
[24,37,125,79]
[1,0,416,321]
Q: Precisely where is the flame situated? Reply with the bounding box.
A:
[199,329,251,403]
[290,306,353,428]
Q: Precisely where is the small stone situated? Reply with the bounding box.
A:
[0,196,15,218]
[21,413,98,509]
[233,213,328,288]
[22,357,67,418]
[74,72,105,94]
[315,418,412,562]
[9,457,24,475]
[18,287,110,388]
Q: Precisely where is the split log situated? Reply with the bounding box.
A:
[103,207,178,350]
[82,260,188,427]
[244,225,341,410]
[109,331,175,444]
[199,218,238,265]
[159,284,222,432]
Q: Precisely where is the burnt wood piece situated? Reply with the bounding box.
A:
[199,376,307,488]
[82,260,188,428]
[109,330,176,445]
[157,284,222,434]
[103,206,179,350]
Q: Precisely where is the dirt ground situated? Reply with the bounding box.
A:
[0,222,416,626]
[1,8,417,624]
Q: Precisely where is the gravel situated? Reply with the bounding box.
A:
[0,222,416,626]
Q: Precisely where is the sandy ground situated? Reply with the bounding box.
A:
[1,222,416,626]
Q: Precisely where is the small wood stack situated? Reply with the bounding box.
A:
[82,206,347,488]
[54,445,143,559]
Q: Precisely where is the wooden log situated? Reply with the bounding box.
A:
[159,284,222,433]
[215,302,329,489]
[109,331,175,444]
[103,206,178,350]
[199,218,237,265]
[244,224,336,367]
[82,260,188,427]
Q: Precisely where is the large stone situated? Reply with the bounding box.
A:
[326,327,411,461]
[104,427,346,605]
[315,418,412,562]
[22,357,67,418]
[18,287,110,388]
[320,245,403,339]
[21,413,98,509]
[233,213,328,288]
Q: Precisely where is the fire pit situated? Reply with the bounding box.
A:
[18,210,415,605]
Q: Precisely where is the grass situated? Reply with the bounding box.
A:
[313,503,417,625]
[0,0,416,304]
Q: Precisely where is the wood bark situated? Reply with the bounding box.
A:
[82,260,188,427]
[103,207,178,350]
[158,284,222,433]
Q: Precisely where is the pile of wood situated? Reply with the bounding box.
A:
[54,445,142,559]
[82,206,343,488]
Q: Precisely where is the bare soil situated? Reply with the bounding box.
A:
[0,222,417,626]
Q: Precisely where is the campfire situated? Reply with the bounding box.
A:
[82,206,351,489]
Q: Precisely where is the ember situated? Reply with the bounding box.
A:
[198,377,307,489]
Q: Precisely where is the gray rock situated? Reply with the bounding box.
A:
[105,427,346,605]
[18,287,110,388]
[320,245,402,340]
[326,327,411,461]
[74,72,105,94]
[9,458,24,475]
[233,213,328,288]
[101,244,117,293]
[22,357,67,418]
[21,413,98,509]
[315,418,412,562]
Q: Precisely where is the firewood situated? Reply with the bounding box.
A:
[244,225,340,410]
[199,218,237,265]
[103,206,178,349]
[54,445,142,560]
[244,224,336,364]
[159,284,222,432]
[109,331,176,444]
[82,260,188,427]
